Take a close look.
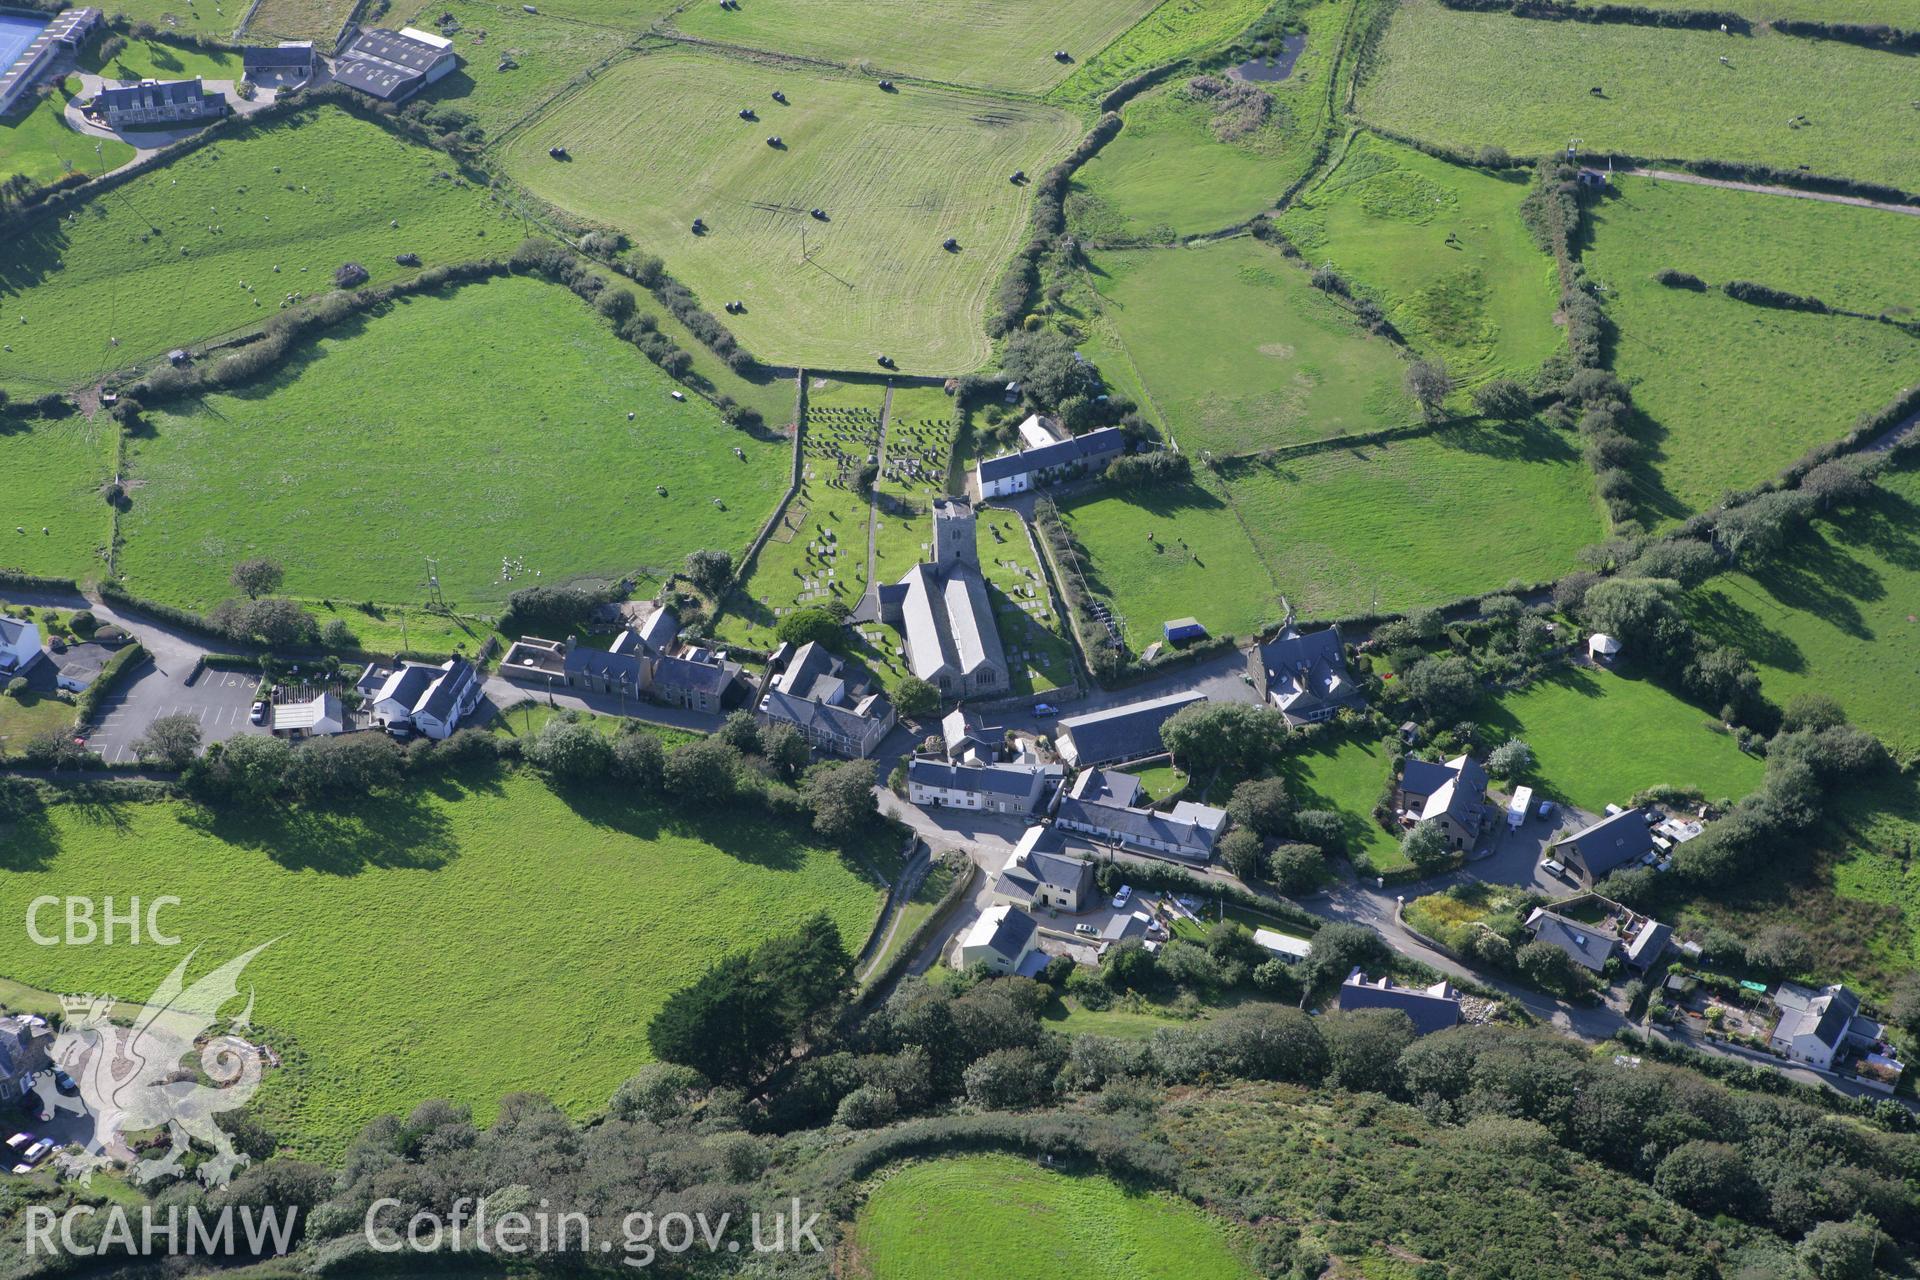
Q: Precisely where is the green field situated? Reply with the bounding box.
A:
[1358,0,1920,194]
[0,769,884,1156]
[1067,6,1339,239]
[1571,0,1917,18]
[1480,665,1764,812]
[853,1156,1252,1280]
[1276,133,1562,387]
[0,414,115,584]
[668,0,1161,95]
[1049,0,1277,111]
[1584,181,1920,519]
[110,0,241,39]
[1,105,513,396]
[1085,239,1416,456]
[0,76,132,186]
[1281,731,1404,870]
[117,275,788,616]
[1060,426,1599,646]
[82,35,241,82]
[402,0,633,140]
[500,47,1080,373]
[244,0,357,41]
[1691,462,1920,762]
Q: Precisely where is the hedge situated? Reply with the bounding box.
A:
[0,570,80,593]
[857,855,979,1004]
[75,642,146,724]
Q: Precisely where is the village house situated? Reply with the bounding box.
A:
[1523,907,1619,973]
[0,617,115,694]
[0,1015,52,1107]
[989,825,1094,913]
[1394,753,1490,852]
[906,756,1059,814]
[1552,807,1656,886]
[757,640,895,758]
[361,656,482,739]
[1248,619,1362,724]
[1054,689,1205,769]
[1053,768,1227,861]
[956,903,1041,976]
[1770,983,1903,1087]
[876,497,1008,700]
[90,78,228,129]
[1336,968,1463,1035]
[974,425,1126,499]
[332,26,458,102]
[501,610,745,715]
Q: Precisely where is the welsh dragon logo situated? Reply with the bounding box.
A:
[35,943,272,1189]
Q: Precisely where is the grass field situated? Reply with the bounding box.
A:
[1276,133,1562,387]
[81,35,241,81]
[0,414,115,584]
[668,0,1161,95]
[1280,731,1404,870]
[500,47,1080,373]
[1059,426,1599,647]
[852,1156,1252,1280]
[1049,0,1277,111]
[1583,183,1920,519]
[108,0,240,39]
[117,275,788,617]
[1570,0,1917,18]
[1480,665,1763,813]
[244,0,356,41]
[0,76,132,186]
[1085,239,1416,455]
[0,106,512,396]
[1358,0,1920,194]
[403,0,632,140]
[0,768,885,1156]
[1690,462,1920,762]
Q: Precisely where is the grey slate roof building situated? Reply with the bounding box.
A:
[1524,908,1620,972]
[975,426,1126,498]
[1336,967,1463,1036]
[242,41,314,73]
[759,640,894,757]
[1054,767,1228,860]
[1396,753,1490,851]
[1553,807,1656,885]
[1248,620,1362,724]
[91,78,227,128]
[333,26,458,101]
[906,757,1056,814]
[878,498,1008,700]
[0,1015,52,1103]
[990,825,1094,912]
[1054,689,1205,768]
[1623,919,1672,971]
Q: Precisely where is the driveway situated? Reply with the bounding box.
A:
[84,661,265,763]
[480,676,724,736]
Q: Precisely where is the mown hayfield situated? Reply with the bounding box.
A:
[1276,133,1562,386]
[0,76,132,185]
[1086,239,1415,456]
[1049,0,1276,111]
[853,1155,1253,1280]
[0,106,512,396]
[81,35,240,82]
[0,768,886,1157]
[1068,6,1336,242]
[244,0,356,42]
[669,0,1161,94]
[1690,462,1920,761]
[117,275,787,616]
[1479,666,1763,812]
[0,414,115,583]
[1358,0,1920,193]
[1583,188,1920,518]
[501,47,1078,373]
[400,0,632,139]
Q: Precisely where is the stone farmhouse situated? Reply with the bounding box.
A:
[502,608,745,715]
[975,420,1126,499]
[1394,753,1490,852]
[876,497,1008,700]
[1054,768,1227,861]
[1249,619,1362,724]
[758,640,895,758]
[90,78,227,129]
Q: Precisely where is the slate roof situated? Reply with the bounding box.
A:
[416,657,477,723]
[993,827,1093,904]
[774,641,847,704]
[976,426,1125,484]
[93,78,218,112]
[1402,754,1488,826]
[1067,768,1143,808]
[0,617,35,649]
[965,904,1036,961]
[762,688,887,741]
[650,654,734,699]
[334,28,452,100]
[1554,807,1656,878]
[1336,967,1463,1035]
[907,758,1051,800]
[1524,908,1619,972]
[1775,983,1863,1051]
[897,560,1005,687]
[375,664,435,711]
[242,42,313,69]
[1624,920,1671,969]
[53,641,113,687]
[1057,690,1205,765]
[637,607,680,653]
[0,1016,51,1084]
[564,635,647,686]
[1055,792,1226,854]
[1255,621,1359,720]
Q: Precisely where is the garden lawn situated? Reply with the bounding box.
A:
[1480,665,1763,813]
[1086,239,1416,455]
[499,47,1080,374]
[853,1155,1252,1280]
[1281,731,1402,870]
[0,768,886,1157]
[117,274,788,615]
[1276,133,1563,387]
[401,0,632,140]
[1049,0,1276,111]
[1067,1,1340,240]
[0,76,131,185]
[1689,462,1920,762]
[82,36,240,82]
[244,0,357,41]
[1357,0,1920,194]
[0,414,115,584]
[0,690,76,757]
[667,0,1161,95]
[0,105,512,396]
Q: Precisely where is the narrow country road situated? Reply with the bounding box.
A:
[1622,167,1920,218]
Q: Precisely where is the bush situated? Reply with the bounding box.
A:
[1471,377,1532,421]
[777,607,841,650]
[1486,739,1532,778]
[1266,842,1325,895]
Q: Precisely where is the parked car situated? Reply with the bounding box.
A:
[249,700,269,725]
[1032,703,1057,718]
[1537,800,1555,820]
[1541,859,1569,880]
[1073,923,1096,936]
[11,1139,53,1174]
[385,720,416,741]
[1111,885,1132,909]
[4,1134,32,1155]
[52,1071,77,1097]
